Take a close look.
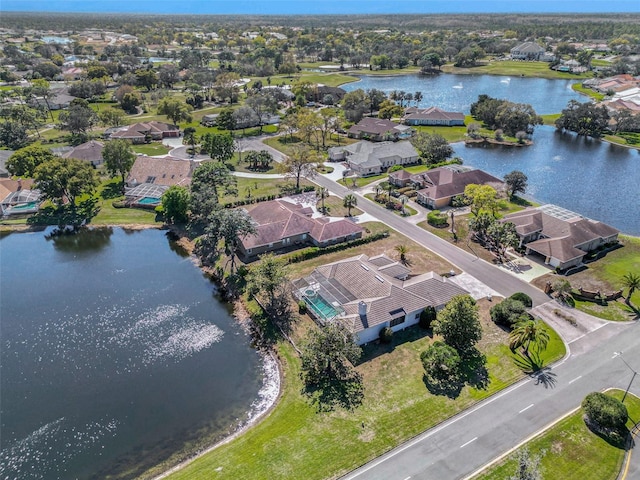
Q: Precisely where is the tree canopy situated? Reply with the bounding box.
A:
[161,185,190,224]
[555,100,610,138]
[7,144,55,177]
[410,132,454,164]
[433,294,482,354]
[33,157,98,207]
[102,139,136,192]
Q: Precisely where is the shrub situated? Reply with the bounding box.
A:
[490,298,528,328]
[112,200,126,208]
[298,300,308,314]
[419,306,437,329]
[284,231,389,264]
[427,210,448,227]
[582,392,628,432]
[379,326,393,344]
[510,292,533,308]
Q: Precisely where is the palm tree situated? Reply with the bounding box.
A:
[414,91,423,107]
[374,184,383,201]
[622,272,640,307]
[395,244,408,265]
[343,193,357,217]
[509,319,550,357]
[399,195,409,215]
[316,186,329,215]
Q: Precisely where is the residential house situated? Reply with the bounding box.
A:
[124,182,168,207]
[403,107,465,127]
[306,85,347,104]
[501,205,619,270]
[348,117,412,141]
[293,254,468,345]
[126,155,194,187]
[0,178,41,216]
[62,140,104,166]
[238,199,364,258]
[510,42,548,61]
[328,140,419,176]
[410,166,504,209]
[31,88,77,110]
[110,121,180,144]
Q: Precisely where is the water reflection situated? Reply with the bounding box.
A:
[46,226,113,253]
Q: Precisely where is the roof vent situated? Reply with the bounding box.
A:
[361,264,369,271]
[358,301,367,316]
[375,275,384,283]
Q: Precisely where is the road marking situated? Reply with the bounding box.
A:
[518,404,534,414]
[568,375,582,384]
[402,477,411,480]
[459,437,478,448]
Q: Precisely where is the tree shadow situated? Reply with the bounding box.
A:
[356,325,432,364]
[100,181,124,200]
[29,198,100,228]
[422,373,464,399]
[620,302,640,319]
[302,371,364,413]
[461,348,490,391]
[583,417,628,449]
[532,367,557,389]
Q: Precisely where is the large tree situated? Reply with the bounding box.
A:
[200,132,235,162]
[343,193,358,217]
[213,208,256,272]
[161,185,190,224]
[410,132,453,164]
[280,144,318,190]
[421,340,462,386]
[464,184,498,217]
[0,121,31,151]
[433,294,482,355]
[7,144,55,177]
[102,139,136,193]
[33,157,98,207]
[246,253,290,315]
[300,320,362,391]
[555,100,610,138]
[504,170,528,198]
[245,92,278,133]
[157,97,193,125]
[58,99,97,140]
[189,161,237,223]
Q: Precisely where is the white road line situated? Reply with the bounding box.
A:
[459,437,478,449]
[402,477,411,480]
[518,404,534,414]
[568,375,582,384]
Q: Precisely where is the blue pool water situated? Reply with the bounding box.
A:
[304,293,340,320]
[137,197,160,205]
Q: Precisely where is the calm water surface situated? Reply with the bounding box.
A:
[0,228,276,479]
[343,73,583,114]
[344,74,639,235]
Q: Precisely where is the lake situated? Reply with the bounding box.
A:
[343,73,584,114]
[344,74,640,235]
[0,228,277,479]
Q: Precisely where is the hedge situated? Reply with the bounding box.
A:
[284,231,390,264]
[221,185,316,208]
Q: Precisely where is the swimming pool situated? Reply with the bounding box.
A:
[304,292,341,321]
[137,197,161,205]
[10,201,38,210]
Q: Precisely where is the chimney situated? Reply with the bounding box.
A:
[358,301,367,317]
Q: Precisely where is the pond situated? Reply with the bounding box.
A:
[343,73,583,114]
[0,228,277,479]
[453,126,640,235]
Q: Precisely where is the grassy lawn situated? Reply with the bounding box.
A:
[532,235,640,320]
[90,199,159,225]
[603,134,640,149]
[164,237,565,480]
[249,72,359,88]
[264,134,357,158]
[572,83,605,101]
[131,143,172,156]
[317,194,363,218]
[540,113,561,126]
[221,177,315,204]
[475,390,640,480]
[441,60,592,80]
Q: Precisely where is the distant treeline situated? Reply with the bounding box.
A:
[2,12,640,40]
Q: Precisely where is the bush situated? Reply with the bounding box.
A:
[298,300,308,314]
[582,392,628,432]
[427,210,448,227]
[112,200,126,208]
[284,231,389,264]
[510,292,533,308]
[420,341,461,385]
[379,326,393,344]
[419,306,437,329]
[490,298,528,328]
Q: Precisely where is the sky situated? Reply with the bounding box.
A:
[2,0,639,15]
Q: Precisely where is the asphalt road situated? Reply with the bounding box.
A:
[342,320,640,480]
[311,175,550,306]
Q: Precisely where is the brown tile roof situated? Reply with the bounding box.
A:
[241,200,363,250]
[0,179,35,202]
[416,167,504,200]
[525,237,585,263]
[348,117,402,136]
[403,106,465,122]
[127,156,193,186]
[111,121,179,139]
[62,140,104,163]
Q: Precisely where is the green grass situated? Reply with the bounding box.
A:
[90,178,161,225]
[317,195,363,217]
[475,390,640,480]
[441,60,592,80]
[571,298,635,322]
[163,299,565,480]
[221,177,314,204]
[250,72,360,88]
[131,143,172,156]
[540,113,561,126]
[572,83,605,101]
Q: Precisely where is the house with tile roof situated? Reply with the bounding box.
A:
[0,179,41,216]
[408,166,504,209]
[328,140,419,176]
[502,205,619,270]
[61,140,104,166]
[110,121,180,144]
[126,155,194,187]
[293,254,468,345]
[239,199,364,258]
[510,41,548,61]
[403,106,465,127]
[348,117,412,141]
